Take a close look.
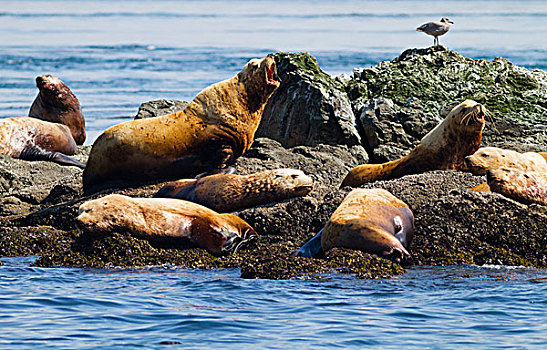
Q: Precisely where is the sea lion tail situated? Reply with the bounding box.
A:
[292,230,325,258]
[19,146,86,168]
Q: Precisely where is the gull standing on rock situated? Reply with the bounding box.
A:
[416,17,454,46]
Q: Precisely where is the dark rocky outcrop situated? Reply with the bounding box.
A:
[255,53,366,160]
[1,48,546,278]
[134,99,188,119]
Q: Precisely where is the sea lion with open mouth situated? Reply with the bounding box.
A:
[83,55,280,194]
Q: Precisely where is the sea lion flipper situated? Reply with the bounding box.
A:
[19,145,86,168]
[195,166,237,179]
[292,229,325,258]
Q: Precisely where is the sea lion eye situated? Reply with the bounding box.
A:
[393,216,403,233]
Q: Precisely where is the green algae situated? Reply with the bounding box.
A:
[350,46,547,125]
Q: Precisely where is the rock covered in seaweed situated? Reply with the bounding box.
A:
[1,48,546,279]
[349,46,547,159]
[255,52,366,156]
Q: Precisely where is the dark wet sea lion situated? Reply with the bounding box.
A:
[487,167,547,206]
[341,100,486,187]
[465,147,547,175]
[29,74,86,145]
[295,188,414,259]
[83,55,279,194]
[76,194,257,256]
[155,168,313,212]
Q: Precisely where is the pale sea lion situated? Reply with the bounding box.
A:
[487,167,547,206]
[154,168,313,212]
[83,55,280,194]
[295,188,414,259]
[465,147,547,175]
[341,100,486,187]
[29,74,86,145]
[76,194,257,256]
[0,117,85,168]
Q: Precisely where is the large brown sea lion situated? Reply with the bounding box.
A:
[76,194,257,256]
[83,55,280,194]
[486,167,547,206]
[295,188,414,259]
[0,75,86,168]
[465,147,547,175]
[29,74,86,145]
[154,168,314,212]
[341,100,486,187]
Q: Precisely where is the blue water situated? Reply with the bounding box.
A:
[1,257,546,349]
[0,1,546,348]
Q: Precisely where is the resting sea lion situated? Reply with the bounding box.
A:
[29,74,86,145]
[76,194,257,256]
[341,100,486,187]
[0,117,85,167]
[487,167,547,206]
[295,188,414,259]
[465,147,547,175]
[155,168,314,212]
[83,55,280,194]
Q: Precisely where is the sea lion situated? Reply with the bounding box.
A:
[295,188,414,259]
[341,100,487,187]
[29,74,86,145]
[83,55,280,194]
[76,194,257,256]
[154,168,314,212]
[487,167,547,206]
[0,116,85,168]
[465,147,547,175]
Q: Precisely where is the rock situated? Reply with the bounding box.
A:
[256,53,367,159]
[1,49,546,279]
[134,99,188,119]
[349,46,547,158]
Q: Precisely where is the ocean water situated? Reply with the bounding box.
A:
[0,1,546,348]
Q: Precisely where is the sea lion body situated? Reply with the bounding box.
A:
[155,168,314,212]
[465,147,547,175]
[296,188,414,259]
[0,117,84,167]
[29,74,86,145]
[487,167,547,206]
[83,56,279,193]
[76,194,257,256]
[341,100,486,187]
[0,74,85,167]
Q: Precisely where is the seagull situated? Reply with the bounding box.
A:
[416,17,454,46]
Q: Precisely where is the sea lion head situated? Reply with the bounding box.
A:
[465,147,507,175]
[447,99,486,130]
[29,74,86,145]
[75,194,130,236]
[267,168,314,198]
[237,55,280,112]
